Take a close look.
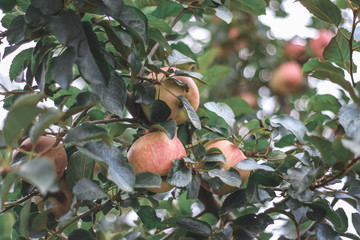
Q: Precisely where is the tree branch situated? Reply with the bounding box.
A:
[0,191,39,215]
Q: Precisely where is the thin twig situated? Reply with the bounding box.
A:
[0,191,39,215]
[348,8,359,86]
[88,117,138,125]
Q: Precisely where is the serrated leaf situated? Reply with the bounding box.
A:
[301,0,342,26]
[204,102,235,128]
[235,159,274,172]
[135,172,162,188]
[178,96,201,129]
[18,158,57,195]
[208,168,241,187]
[167,158,192,187]
[271,115,306,144]
[73,178,109,200]
[65,123,111,146]
[136,206,161,229]
[176,217,212,237]
[29,109,63,143]
[66,151,95,189]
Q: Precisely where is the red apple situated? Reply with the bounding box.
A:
[199,140,250,195]
[283,40,306,60]
[309,29,333,60]
[127,131,187,193]
[269,61,303,95]
[14,136,67,180]
[141,67,200,125]
[238,92,257,109]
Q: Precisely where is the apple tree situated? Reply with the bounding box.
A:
[1,0,360,239]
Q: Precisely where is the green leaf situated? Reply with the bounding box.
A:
[327,208,348,233]
[208,168,241,187]
[171,42,197,62]
[233,213,274,234]
[174,70,205,85]
[315,223,342,240]
[204,102,235,128]
[201,65,231,87]
[9,48,33,81]
[7,15,26,45]
[219,189,247,216]
[66,151,95,189]
[31,0,63,15]
[73,178,109,201]
[18,158,57,195]
[146,14,172,34]
[149,99,171,122]
[323,30,350,70]
[203,152,226,164]
[307,94,341,114]
[186,175,201,199]
[29,109,63,143]
[352,213,360,236]
[63,92,100,120]
[213,5,233,24]
[148,27,171,53]
[65,123,111,146]
[287,166,317,194]
[167,159,192,187]
[19,200,31,238]
[135,172,162,188]
[235,159,275,172]
[178,96,201,129]
[0,172,17,210]
[224,97,253,116]
[0,0,16,12]
[50,46,76,89]
[271,115,306,144]
[68,229,96,240]
[168,49,196,66]
[306,135,337,167]
[303,59,360,104]
[116,5,148,50]
[150,120,177,140]
[78,142,135,192]
[3,93,45,144]
[232,0,266,15]
[301,0,342,26]
[176,217,212,237]
[136,206,161,229]
[338,104,360,137]
[50,10,83,46]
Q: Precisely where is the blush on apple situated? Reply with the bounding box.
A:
[127,131,187,193]
[283,39,306,60]
[141,67,200,125]
[309,29,333,60]
[269,61,303,95]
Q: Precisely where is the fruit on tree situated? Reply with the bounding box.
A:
[127,131,187,193]
[238,92,257,109]
[33,177,73,219]
[141,67,200,125]
[14,136,67,179]
[309,29,333,60]
[199,140,250,195]
[283,39,306,60]
[269,61,303,95]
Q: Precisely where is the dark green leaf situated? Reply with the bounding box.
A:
[171,42,197,62]
[149,99,171,122]
[66,151,95,189]
[315,223,341,240]
[29,109,63,143]
[0,0,16,12]
[287,166,317,194]
[150,120,177,140]
[7,15,26,45]
[327,208,348,233]
[323,30,350,70]
[352,213,360,236]
[3,93,45,144]
[31,0,63,15]
[271,114,306,144]
[68,229,96,240]
[136,206,161,229]
[168,49,196,66]
[307,94,341,114]
[50,46,76,89]
[148,27,171,53]
[235,159,275,172]
[233,213,274,234]
[301,0,342,26]
[78,141,135,191]
[19,201,31,238]
[176,217,212,237]
[127,49,142,74]
[65,123,111,146]
[73,178,109,200]
[219,189,247,216]
[208,168,241,187]
[204,102,235,128]
[186,175,201,199]
[178,96,201,129]
[202,153,226,164]
[50,10,83,46]
[135,172,162,188]
[174,70,204,84]
[232,0,266,15]
[133,82,156,105]
[146,14,172,34]
[63,92,100,120]
[25,5,47,27]
[9,48,33,81]
[18,158,57,195]
[167,159,192,187]
[0,172,17,210]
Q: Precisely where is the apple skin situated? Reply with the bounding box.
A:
[127,131,187,193]
[269,61,303,95]
[238,92,257,109]
[283,41,306,60]
[199,140,250,195]
[33,177,73,219]
[141,67,200,125]
[14,136,67,180]
[309,29,333,60]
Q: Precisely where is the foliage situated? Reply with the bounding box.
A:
[0,0,360,239]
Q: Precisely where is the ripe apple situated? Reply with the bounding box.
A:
[141,67,200,125]
[269,61,303,95]
[238,92,257,109]
[283,40,306,60]
[33,177,73,219]
[14,136,67,180]
[198,140,250,195]
[127,131,187,193]
[309,29,333,60]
